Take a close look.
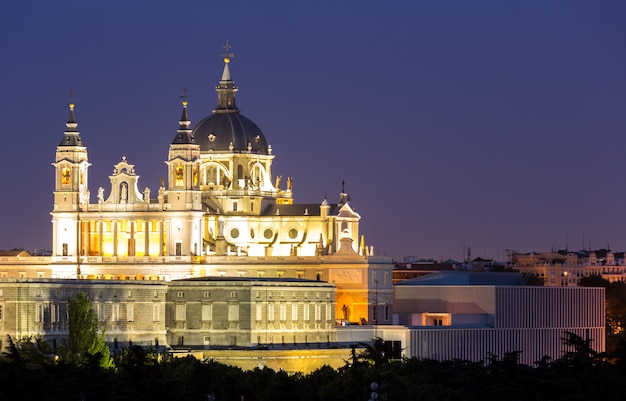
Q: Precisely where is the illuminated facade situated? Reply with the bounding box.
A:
[46,49,393,325]
[0,276,337,361]
[509,249,626,286]
[0,46,393,370]
[340,272,606,366]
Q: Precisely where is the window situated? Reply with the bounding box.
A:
[292,304,298,321]
[315,304,321,321]
[127,303,134,322]
[51,304,59,323]
[326,304,332,321]
[97,303,105,322]
[35,303,44,323]
[228,304,239,321]
[204,291,211,298]
[230,291,237,298]
[175,166,184,186]
[232,201,238,212]
[177,291,184,298]
[280,304,287,321]
[176,304,186,321]
[268,303,275,321]
[303,304,310,321]
[62,166,71,184]
[202,304,213,321]
[112,304,120,322]
[153,304,160,322]
[175,242,182,256]
[62,243,68,256]
[256,303,262,321]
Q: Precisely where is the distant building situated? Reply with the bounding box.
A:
[509,249,626,285]
[392,260,455,284]
[340,272,605,366]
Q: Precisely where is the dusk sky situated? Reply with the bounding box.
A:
[1,0,625,261]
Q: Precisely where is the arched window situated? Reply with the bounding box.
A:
[61,167,71,185]
[237,165,243,180]
[175,166,184,186]
[205,166,218,185]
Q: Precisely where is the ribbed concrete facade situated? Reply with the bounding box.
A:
[392,273,606,366]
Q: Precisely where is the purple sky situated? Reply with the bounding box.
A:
[1,0,625,261]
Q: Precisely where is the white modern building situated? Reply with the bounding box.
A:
[339,272,605,366]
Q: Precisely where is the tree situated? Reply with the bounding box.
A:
[523,273,545,286]
[2,335,54,368]
[58,292,112,368]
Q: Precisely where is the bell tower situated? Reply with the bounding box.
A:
[165,98,202,211]
[51,102,90,258]
[52,102,90,211]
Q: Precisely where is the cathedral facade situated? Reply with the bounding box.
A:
[49,49,393,325]
[0,47,393,355]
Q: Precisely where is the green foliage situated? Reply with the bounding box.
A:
[2,335,53,367]
[523,273,545,286]
[58,292,112,368]
[579,275,626,335]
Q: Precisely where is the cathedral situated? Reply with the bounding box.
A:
[0,45,394,360]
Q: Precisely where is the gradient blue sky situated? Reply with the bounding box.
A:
[1,0,625,261]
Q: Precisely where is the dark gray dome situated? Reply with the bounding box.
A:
[193,112,269,154]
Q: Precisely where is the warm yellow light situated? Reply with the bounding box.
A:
[224,57,230,64]
[102,239,114,256]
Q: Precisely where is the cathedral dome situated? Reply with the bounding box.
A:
[192,43,270,155]
[193,112,269,154]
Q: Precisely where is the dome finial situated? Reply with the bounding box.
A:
[67,90,76,121]
[66,90,78,130]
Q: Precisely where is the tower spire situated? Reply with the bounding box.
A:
[59,101,83,146]
[214,40,239,114]
[172,88,194,144]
